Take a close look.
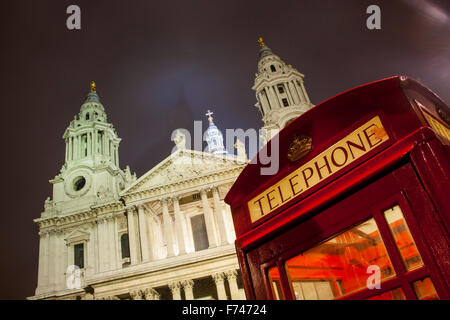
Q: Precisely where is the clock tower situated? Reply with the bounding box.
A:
[253,38,314,145]
[43,82,134,217]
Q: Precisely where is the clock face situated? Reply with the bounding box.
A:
[64,170,92,198]
[73,176,86,191]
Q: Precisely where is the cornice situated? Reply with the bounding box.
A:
[121,165,245,204]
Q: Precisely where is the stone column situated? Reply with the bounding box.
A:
[73,136,77,160]
[68,137,72,161]
[182,280,195,300]
[143,288,160,300]
[212,273,227,300]
[116,146,119,166]
[96,219,107,271]
[169,282,182,300]
[93,222,100,273]
[284,81,295,105]
[173,196,187,255]
[300,81,311,104]
[107,216,117,270]
[37,231,49,291]
[225,270,241,300]
[224,205,236,242]
[289,81,300,104]
[212,187,228,245]
[137,205,150,262]
[87,132,91,156]
[162,198,175,257]
[93,130,97,155]
[86,232,96,276]
[200,189,218,248]
[271,85,283,108]
[55,231,64,291]
[102,218,111,271]
[113,215,121,269]
[47,231,57,291]
[263,88,272,110]
[126,207,140,264]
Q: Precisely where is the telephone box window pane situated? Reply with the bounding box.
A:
[384,205,424,271]
[412,277,439,300]
[268,267,284,300]
[285,218,395,300]
[367,288,406,300]
[292,280,335,300]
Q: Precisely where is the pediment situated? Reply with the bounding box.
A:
[65,228,91,244]
[122,149,246,194]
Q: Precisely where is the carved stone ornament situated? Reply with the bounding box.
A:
[287,135,312,162]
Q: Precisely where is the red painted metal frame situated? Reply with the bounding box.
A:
[225,76,450,300]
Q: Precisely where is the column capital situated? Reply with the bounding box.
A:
[130,290,144,300]
[225,269,238,280]
[126,206,137,214]
[212,272,226,283]
[161,197,169,206]
[181,279,194,290]
[168,281,182,292]
[137,203,147,211]
[143,288,160,300]
[199,187,209,195]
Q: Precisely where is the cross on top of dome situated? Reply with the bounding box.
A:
[206,109,214,125]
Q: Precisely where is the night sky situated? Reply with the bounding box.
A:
[0,0,449,299]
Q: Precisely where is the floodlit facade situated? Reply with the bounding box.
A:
[30,40,313,300]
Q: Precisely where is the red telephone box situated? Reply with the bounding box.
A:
[225,76,450,300]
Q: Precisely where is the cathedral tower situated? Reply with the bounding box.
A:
[253,37,314,143]
[43,82,134,217]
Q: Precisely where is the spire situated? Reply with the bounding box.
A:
[252,38,314,142]
[257,36,273,58]
[85,81,101,103]
[257,37,265,47]
[62,81,120,170]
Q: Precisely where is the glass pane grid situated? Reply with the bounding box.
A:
[383,205,424,272]
[285,218,396,300]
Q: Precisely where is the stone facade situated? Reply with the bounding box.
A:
[30,41,312,300]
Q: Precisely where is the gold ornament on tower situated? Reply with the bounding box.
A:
[90,81,96,92]
[258,37,265,48]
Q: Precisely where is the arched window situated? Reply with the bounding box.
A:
[270,65,276,72]
[278,85,285,94]
[85,113,90,120]
[121,234,130,259]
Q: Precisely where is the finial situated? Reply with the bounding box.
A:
[258,37,265,48]
[205,109,214,124]
[90,81,96,93]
